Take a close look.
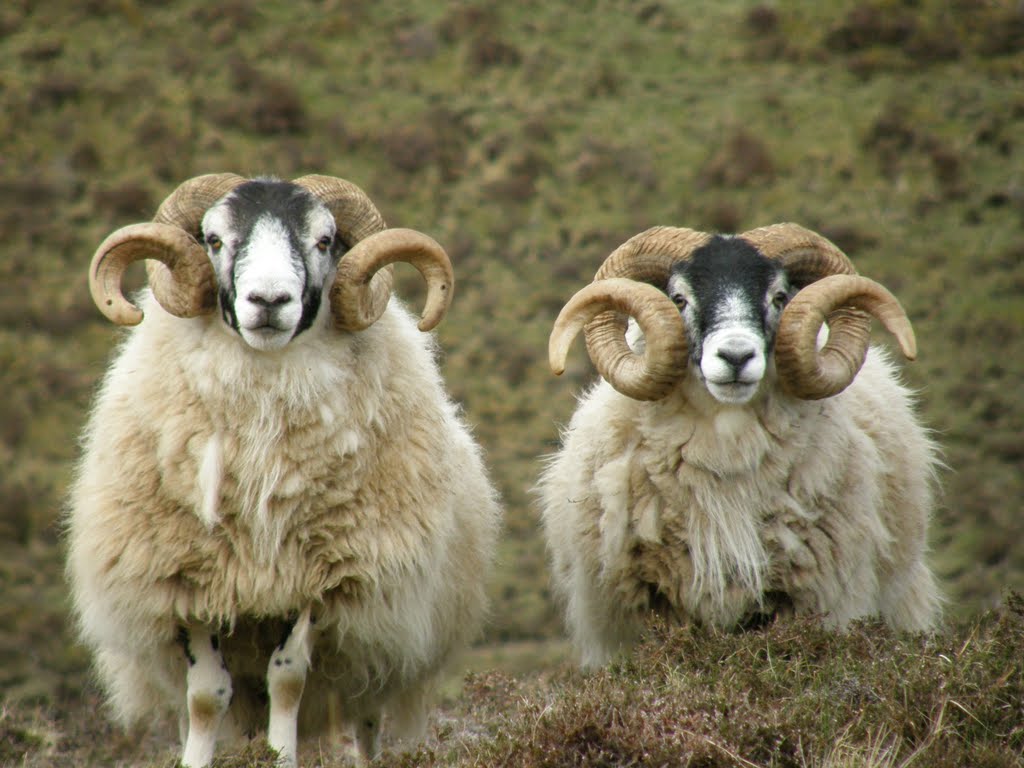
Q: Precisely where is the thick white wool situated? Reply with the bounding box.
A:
[67,291,502,739]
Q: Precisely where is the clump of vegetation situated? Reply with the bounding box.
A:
[382,596,1024,768]
[824,0,1024,76]
[9,597,1019,766]
[697,129,776,190]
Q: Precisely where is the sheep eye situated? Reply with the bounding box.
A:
[206,234,222,251]
[671,292,688,310]
[316,236,332,252]
[772,291,788,309]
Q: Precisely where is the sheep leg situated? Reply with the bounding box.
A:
[180,629,232,768]
[353,710,382,765]
[267,607,314,767]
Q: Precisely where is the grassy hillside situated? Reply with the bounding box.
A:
[1,0,1022,765]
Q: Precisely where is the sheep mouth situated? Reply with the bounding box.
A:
[246,322,289,334]
[239,323,296,351]
[706,379,760,404]
[241,314,294,335]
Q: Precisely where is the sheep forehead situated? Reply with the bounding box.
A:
[203,181,337,285]
[242,216,303,278]
[668,236,786,331]
[206,180,334,248]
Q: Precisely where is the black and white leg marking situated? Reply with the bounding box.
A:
[267,607,315,767]
[180,628,232,768]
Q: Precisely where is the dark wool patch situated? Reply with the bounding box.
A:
[227,180,320,239]
[678,236,780,326]
[219,285,239,332]
[177,627,196,666]
[294,288,322,338]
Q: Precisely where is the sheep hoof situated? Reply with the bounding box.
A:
[353,713,382,765]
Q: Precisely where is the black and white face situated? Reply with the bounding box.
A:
[200,180,341,351]
[667,236,793,405]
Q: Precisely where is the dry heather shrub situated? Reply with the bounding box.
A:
[379,598,1023,768]
[697,129,775,189]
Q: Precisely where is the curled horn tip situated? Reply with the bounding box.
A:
[904,338,917,360]
[548,329,573,376]
[550,356,567,376]
[548,288,610,377]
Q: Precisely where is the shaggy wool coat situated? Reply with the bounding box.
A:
[539,347,940,667]
[67,292,501,738]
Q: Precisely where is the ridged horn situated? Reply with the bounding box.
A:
[742,223,914,399]
[292,174,387,244]
[774,275,917,399]
[332,228,454,332]
[292,175,391,331]
[551,277,688,401]
[740,222,859,287]
[580,227,712,400]
[89,173,247,324]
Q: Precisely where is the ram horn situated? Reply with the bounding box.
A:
[89,173,247,325]
[740,222,859,286]
[742,223,915,399]
[577,226,711,400]
[332,228,454,332]
[551,277,689,401]
[295,175,454,332]
[773,275,916,399]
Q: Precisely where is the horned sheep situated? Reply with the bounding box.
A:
[539,224,941,667]
[66,174,502,766]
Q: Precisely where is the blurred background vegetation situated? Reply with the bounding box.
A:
[0,0,1021,763]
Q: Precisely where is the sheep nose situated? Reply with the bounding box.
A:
[247,291,292,308]
[717,347,756,372]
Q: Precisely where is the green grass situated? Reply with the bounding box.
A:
[1,0,1022,764]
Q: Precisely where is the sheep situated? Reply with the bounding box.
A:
[539,224,941,667]
[66,173,502,766]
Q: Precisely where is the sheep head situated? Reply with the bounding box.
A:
[549,223,916,402]
[89,174,454,343]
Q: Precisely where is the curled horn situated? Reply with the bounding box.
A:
[741,223,916,399]
[550,278,689,401]
[294,175,454,332]
[89,173,247,325]
[560,226,710,400]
